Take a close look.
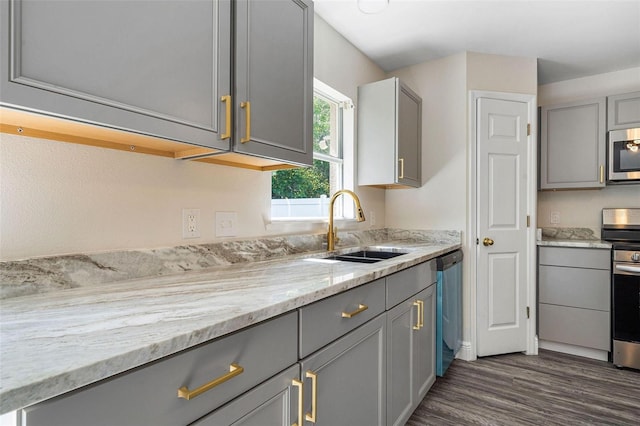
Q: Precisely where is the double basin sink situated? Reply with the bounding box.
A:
[324,247,408,264]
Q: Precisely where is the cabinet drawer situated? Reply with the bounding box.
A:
[22,312,298,426]
[539,304,610,351]
[386,261,436,308]
[539,265,610,311]
[299,278,385,358]
[539,247,610,270]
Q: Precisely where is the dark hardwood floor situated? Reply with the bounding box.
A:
[407,349,640,425]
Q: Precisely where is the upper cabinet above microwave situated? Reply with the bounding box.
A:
[607,91,640,131]
[0,0,313,170]
[357,77,422,188]
[539,97,606,190]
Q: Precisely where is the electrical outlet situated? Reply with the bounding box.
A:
[182,209,201,239]
[550,211,561,225]
[369,211,376,227]
[216,211,238,237]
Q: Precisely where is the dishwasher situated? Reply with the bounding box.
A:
[436,249,463,377]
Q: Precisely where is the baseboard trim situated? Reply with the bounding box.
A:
[539,340,609,361]
[457,340,475,361]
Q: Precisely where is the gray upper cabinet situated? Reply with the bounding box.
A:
[608,91,640,130]
[0,0,232,150]
[233,0,313,166]
[358,77,422,188]
[540,97,606,189]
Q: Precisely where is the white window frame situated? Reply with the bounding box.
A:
[269,79,355,223]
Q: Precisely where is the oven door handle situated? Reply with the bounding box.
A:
[615,264,640,274]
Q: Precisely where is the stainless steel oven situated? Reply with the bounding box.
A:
[602,208,640,370]
[608,128,640,183]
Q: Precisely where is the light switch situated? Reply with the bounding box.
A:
[216,212,238,237]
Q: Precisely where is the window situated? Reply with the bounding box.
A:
[271,80,353,220]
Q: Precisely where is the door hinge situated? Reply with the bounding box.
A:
[527,215,530,227]
[476,238,479,245]
[526,306,530,319]
[527,123,531,136]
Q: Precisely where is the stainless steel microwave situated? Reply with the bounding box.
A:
[608,128,640,183]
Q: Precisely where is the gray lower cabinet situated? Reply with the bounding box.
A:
[538,246,611,352]
[608,91,640,130]
[386,283,436,426]
[0,0,232,150]
[21,312,298,426]
[300,314,387,426]
[190,365,301,426]
[540,97,606,189]
[357,77,422,188]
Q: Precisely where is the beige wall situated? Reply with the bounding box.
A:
[0,15,386,261]
[537,67,640,232]
[385,52,538,356]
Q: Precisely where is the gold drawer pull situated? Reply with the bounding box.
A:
[398,158,404,179]
[177,363,244,400]
[305,371,318,423]
[292,378,304,426]
[341,304,368,318]
[412,300,422,330]
[599,165,604,184]
[220,95,232,140]
[240,101,251,143]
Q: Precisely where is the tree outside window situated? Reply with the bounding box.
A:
[271,89,345,219]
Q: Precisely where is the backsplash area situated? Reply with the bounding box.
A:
[0,229,461,300]
[537,185,640,234]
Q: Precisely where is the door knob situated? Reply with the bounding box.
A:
[483,238,494,246]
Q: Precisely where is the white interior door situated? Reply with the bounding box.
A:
[476,97,529,357]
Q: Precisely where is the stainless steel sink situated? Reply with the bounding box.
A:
[324,249,408,264]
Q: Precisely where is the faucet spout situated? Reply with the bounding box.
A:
[327,190,366,252]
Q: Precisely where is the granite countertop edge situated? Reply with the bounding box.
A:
[0,240,461,414]
[536,239,612,249]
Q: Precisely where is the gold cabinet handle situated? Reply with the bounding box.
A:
[398,158,404,179]
[412,300,422,330]
[418,300,424,328]
[177,363,243,400]
[483,237,494,246]
[240,101,251,143]
[292,379,304,426]
[220,95,232,140]
[600,165,604,184]
[305,371,317,423]
[341,303,368,318]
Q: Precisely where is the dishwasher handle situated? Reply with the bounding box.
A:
[437,250,463,270]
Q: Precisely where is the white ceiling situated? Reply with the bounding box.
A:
[313,0,640,84]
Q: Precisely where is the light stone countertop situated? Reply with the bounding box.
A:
[0,240,460,414]
[537,239,612,249]
[536,227,612,249]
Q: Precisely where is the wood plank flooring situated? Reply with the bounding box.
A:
[407,349,640,425]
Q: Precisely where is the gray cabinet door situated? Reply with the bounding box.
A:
[191,365,300,426]
[357,77,422,188]
[233,0,313,166]
[413,286,436,402]
[397,81,422,187]
[386,285,435,426]
[607,91,640,130]
[300,314,386,426]
[0,0,232,150]
[540,98,606,189]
